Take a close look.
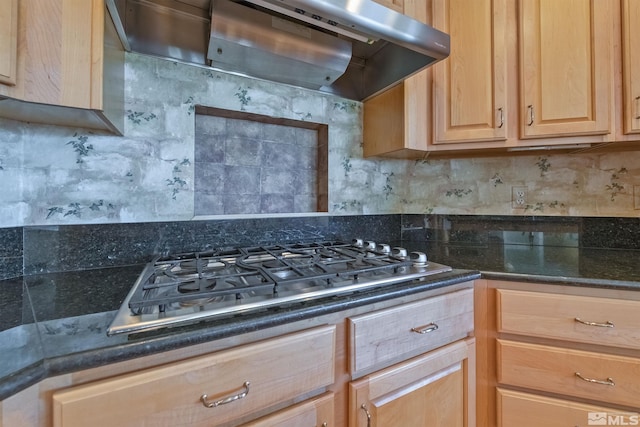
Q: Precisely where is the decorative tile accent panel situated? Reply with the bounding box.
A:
[194,107,326,215]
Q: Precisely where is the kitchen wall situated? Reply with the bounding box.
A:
[1,52,640,229]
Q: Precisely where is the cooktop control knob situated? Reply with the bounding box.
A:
[410,251,428,267]
[391,247,408,258]
[376,243,391,254]
[352,238,363,247]
[364,241,376,251]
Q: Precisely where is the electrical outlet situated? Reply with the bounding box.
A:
[512,186,527,209]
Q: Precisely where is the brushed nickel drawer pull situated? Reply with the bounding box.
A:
[360,404,371,427]
[635,96,640,119]
[574,317,614,328]
[575,372,615,386]
[201,381,250,408]
[411,322,439,334]
[498,107,504,128]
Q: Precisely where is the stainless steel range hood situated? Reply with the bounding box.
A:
[109,0,450,100]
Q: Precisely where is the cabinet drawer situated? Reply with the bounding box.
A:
[349,288,473,374]
[497,339,640,408]
[52,326,336,427]
[497,388,638,427]
[242,392,334,427]
[497,289,640,349]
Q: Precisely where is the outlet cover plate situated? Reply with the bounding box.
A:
[512,186,527,209]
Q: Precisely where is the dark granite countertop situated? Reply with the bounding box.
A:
[0,266,479,400]
[2,237,639,401]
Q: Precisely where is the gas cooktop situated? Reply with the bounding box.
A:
[107,240,452,336]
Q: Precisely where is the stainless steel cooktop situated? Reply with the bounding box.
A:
[107,239,452,336]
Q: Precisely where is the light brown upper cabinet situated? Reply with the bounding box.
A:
[519,0,612,139]
[0,0,18,86]
[362,0,430,158]
[0,0,124,134]
[432,0,508,144]
[362,1,640,158]
[373,0,404,12]
[622,0,640,134]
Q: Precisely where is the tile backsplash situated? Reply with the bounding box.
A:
[1,52,640,229]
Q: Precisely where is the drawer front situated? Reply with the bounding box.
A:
[53,326,336,427]
[497,289,640,349]
[497,339,640,408]
[497,388,639,427]
[242,392,334,427]
[349,288,473,374]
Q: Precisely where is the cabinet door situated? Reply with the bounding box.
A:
[0,0,18,86]
[351,339,475,427]
[242,392,334,427]
[0,0,102,108]
[622,0,640,134]
[519,0,611,138]
[432,0,507,144]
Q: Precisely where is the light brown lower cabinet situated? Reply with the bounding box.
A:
[52,326,336,427]
[476,279,640,427]
[497,388,638,427]
[0,281,477,427]
[242,391,334,427]
[350,338,476,427]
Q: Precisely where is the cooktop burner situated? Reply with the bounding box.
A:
[107,240,452,336]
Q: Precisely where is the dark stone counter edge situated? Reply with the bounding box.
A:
[0,269,479,401]
[482,271,640,291]
[6,268,640,401]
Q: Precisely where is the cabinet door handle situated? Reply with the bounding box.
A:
[201,381,250,408]
[411,322,439,334]
[574,317,614,328]
[498,107,504,128]
[635,96,640,119]
[575,372,615,386]
[360,404,372,427]
[527,105,535,126]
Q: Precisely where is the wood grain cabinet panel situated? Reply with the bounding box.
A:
[497,339,640,409]
[0,0,123,133]
[348,288,473,376]
[0,0,18,86]
[372,0,403,12]
[497,388,637,427]
[519,0,612,138]
[362,0,429,159]
[52,326,336,427]
[350,339,475,427]
[431,0,508,144]
[497,289,640,350]
[242,392,334,427]
[622,0,640,134]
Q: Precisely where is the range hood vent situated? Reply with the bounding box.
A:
[110,0,450,100]
[208,0,353,90]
